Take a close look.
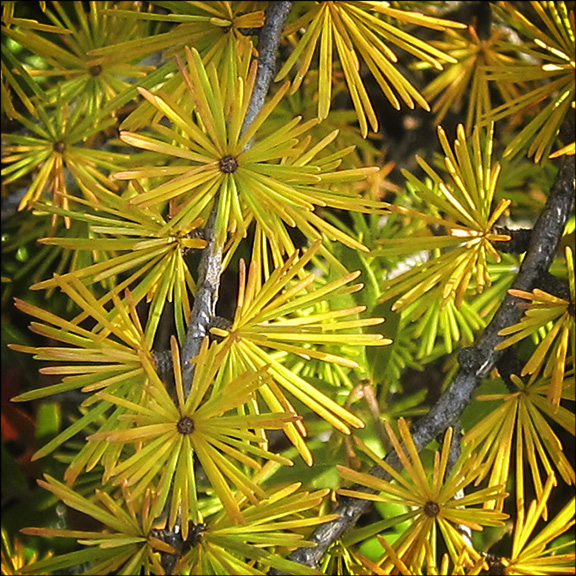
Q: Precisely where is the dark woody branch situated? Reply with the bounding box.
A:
[180,1,293,391]
[159,4,295,573]
[493,228,571,299]
[181,205,222,393]
[276,155,575,572]
[412,153,574,449]
[242,0,293,136]
[492,226,532,253]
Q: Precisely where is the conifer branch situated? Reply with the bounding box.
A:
[277,155,575,572]
[407,156,574,446]
[181,1,293,391]
[6,4,574,574]
[161,5,295,572]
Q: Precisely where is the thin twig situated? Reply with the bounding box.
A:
[242,1,294,136]
[181,205,223,393]
[180,1,293,392]
[158,5,295,573]
[275,155,575,571]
